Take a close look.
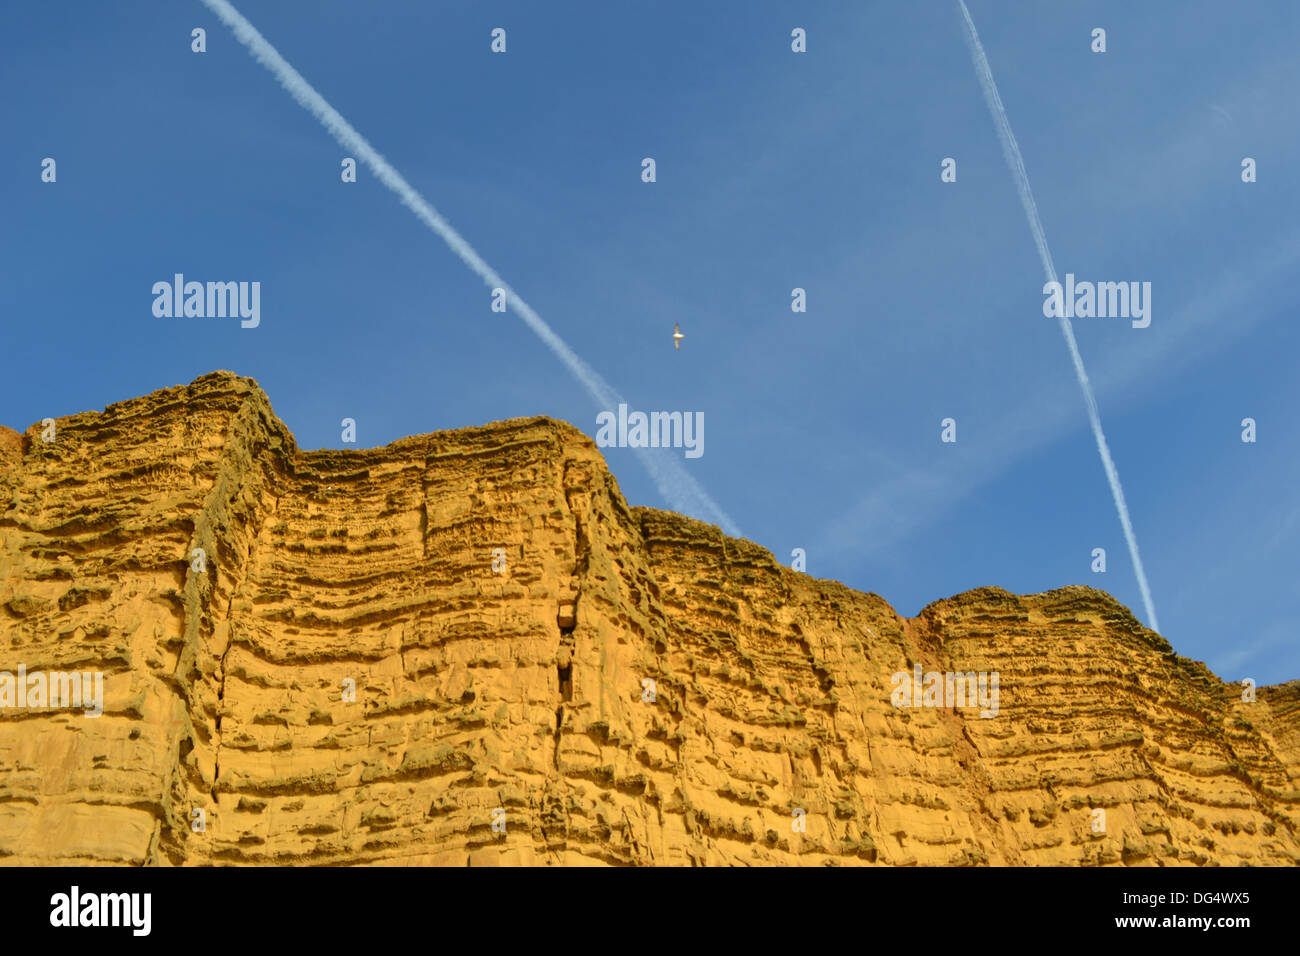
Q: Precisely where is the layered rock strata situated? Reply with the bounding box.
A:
[0,372,1296,866]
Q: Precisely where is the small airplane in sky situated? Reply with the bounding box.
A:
[672,323,684,350]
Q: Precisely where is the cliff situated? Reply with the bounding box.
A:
[0,371,1296,866]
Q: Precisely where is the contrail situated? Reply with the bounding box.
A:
[956,1,1160,631]
[198,0,741,536]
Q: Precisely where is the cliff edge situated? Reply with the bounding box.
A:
[0,372,1296,866]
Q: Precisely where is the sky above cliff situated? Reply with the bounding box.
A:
[3,1,1297,684]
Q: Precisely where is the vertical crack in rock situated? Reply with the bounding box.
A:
[166,385,282,859]
[542,455,593,853]
[418,482,429,561]
[909,611,1010,866]
[553,459,585,778]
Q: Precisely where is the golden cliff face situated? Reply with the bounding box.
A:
[0,371,1296,866]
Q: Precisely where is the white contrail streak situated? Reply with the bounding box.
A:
[199,0,741,537]
[956,0,1160,631]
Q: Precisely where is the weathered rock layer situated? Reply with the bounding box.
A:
[0,372,1296,866]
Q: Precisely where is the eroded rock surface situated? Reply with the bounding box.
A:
[0,372,1296,866]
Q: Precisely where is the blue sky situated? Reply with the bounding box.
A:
[3,1,1297,683]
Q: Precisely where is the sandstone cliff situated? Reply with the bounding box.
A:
[0,372,1296,866]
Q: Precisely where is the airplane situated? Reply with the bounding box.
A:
[672,323,684,350]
